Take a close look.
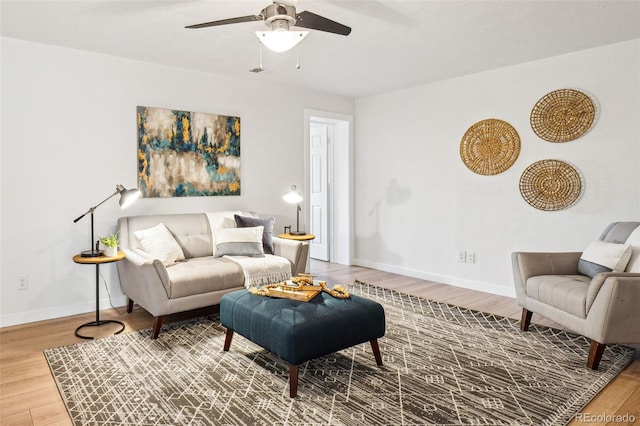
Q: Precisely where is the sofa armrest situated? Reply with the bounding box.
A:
[121,248,155,266]
[512,251,582,305]
[116,249,172,313]
[273,237,309,276]
[586,274,640,343]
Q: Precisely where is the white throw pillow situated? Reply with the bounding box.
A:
[578,240,632,277]
[624,226,640,272]
[134,223,185,266]
[214,226,264,258]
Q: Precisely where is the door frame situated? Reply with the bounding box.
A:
[309,123,330,261]
[304,109,353,265]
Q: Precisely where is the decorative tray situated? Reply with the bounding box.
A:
[264,284,321,302]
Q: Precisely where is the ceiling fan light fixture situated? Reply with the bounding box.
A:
[256,30,308,53]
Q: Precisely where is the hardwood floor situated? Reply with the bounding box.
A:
[1,260,638,425]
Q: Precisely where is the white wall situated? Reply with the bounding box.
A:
[0,37,353,326]
[353,39,640,297]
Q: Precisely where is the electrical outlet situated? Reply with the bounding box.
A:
[17,274,28,290]
[457,251,466,263]
[466,252,476,263]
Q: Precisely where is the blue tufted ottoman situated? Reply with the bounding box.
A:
[220,289,385,397]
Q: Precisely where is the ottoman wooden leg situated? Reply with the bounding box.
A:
[370,339,383,366]
[289,365,299,398]
[223,329,234,351]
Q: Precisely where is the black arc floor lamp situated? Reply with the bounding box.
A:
[74,184,141,257]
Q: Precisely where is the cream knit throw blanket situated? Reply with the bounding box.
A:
[224,254,292,288]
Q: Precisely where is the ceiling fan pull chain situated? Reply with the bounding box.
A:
[260,41,264,70]
[296,45,301,70]
[250,41,265,73]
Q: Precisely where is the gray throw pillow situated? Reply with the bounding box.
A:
[235,215,275,255]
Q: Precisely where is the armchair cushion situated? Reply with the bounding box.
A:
[577,240,632,277]
[526,274,591,318]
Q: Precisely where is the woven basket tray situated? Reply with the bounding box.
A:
[519,159,582,211]
[530,89,595,143]
[460,119,520,175]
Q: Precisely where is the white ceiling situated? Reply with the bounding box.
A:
[2,1,639,99]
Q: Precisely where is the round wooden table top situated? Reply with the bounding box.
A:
[73,251,126,264]
[278,233,316,241]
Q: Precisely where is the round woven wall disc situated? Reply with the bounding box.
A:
[519,159,582,211]
[460,119,520,175]
[530,89,595,143]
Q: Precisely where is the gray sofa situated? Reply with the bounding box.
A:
[512,221,640,369]
[116,211,309,338]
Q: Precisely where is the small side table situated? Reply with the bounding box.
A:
[278,233,316,241]
[72,251,126,339]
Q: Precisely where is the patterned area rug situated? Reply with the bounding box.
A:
[45,281,634,425]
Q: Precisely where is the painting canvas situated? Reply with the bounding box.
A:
[137,106,241,197]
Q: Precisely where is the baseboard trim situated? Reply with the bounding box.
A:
[0,295,128,328]
[353,258,516,298]
[2,263,515,327]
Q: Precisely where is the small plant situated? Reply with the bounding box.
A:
[99,233,119,248]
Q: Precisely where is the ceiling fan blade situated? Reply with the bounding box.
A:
[185,15,262,29]
[295,10,351,36]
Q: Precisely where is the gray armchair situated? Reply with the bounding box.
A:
[512,222,640,370]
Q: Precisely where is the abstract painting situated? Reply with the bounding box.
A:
[137,106,240,197]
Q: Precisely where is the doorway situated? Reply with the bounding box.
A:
[304,110,353,265]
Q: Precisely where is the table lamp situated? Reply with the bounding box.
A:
[283,184,305,235]
[74,184,141,257]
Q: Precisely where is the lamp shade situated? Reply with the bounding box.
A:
[283,185,303,204]
[116,184,141,209]
[256,30,308,53]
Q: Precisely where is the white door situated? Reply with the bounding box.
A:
[309,124,329,261]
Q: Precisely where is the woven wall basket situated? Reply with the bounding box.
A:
[530,89,595,143]
[519,159,582,211]
[460,119,520,175]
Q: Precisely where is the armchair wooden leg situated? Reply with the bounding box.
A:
[520,308,533,332]
[587,340,606,370]
[127,298,134,313]
[151,316,164,339]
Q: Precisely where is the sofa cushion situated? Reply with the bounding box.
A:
[124,213,213,259]
[214,226,265,258]
[134,223,185,266]
[165,257,244,299]
[235,214,275,255]
[526,274,591,318]
[578,240,632,277]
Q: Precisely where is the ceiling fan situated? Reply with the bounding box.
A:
[185,2,351,54]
